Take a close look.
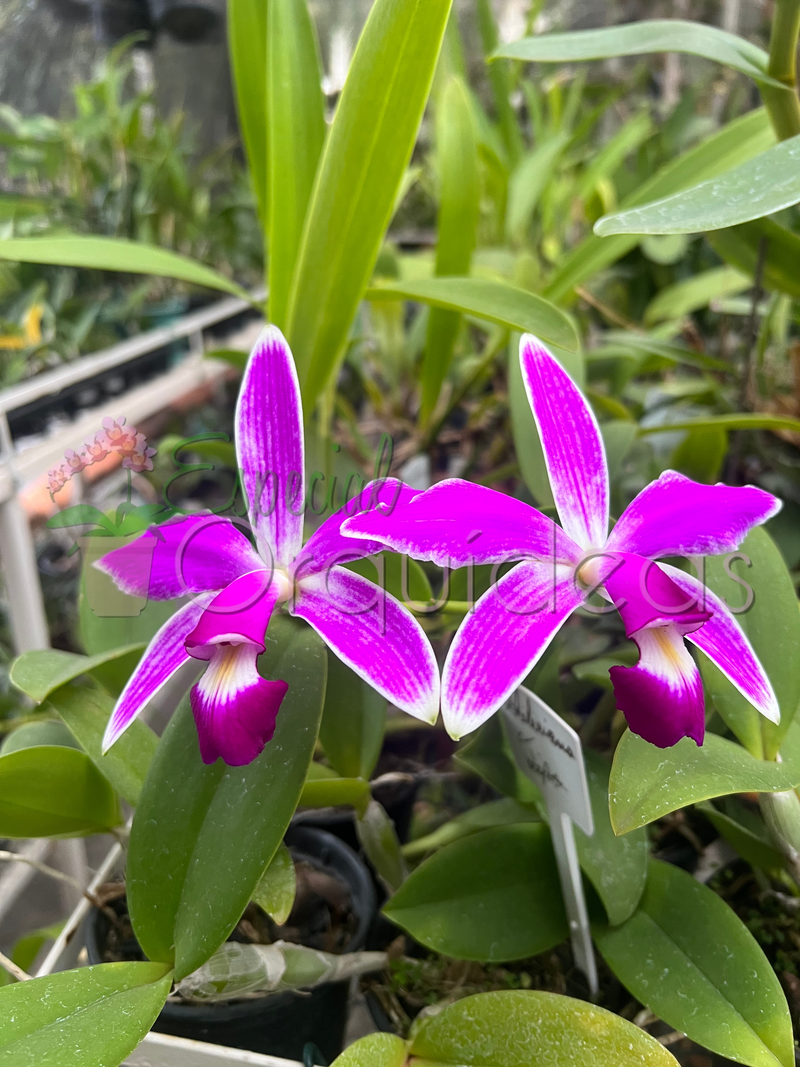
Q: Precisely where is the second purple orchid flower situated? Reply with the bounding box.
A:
[98,327,438,766]
[343,335,782,749]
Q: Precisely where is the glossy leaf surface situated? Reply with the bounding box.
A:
[10,645,144,704]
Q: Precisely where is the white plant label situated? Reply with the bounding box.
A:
[501,685,598,996]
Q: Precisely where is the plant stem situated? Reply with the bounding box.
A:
[763,0,800,140]
[0,949,30,983]
[760,790,800,885]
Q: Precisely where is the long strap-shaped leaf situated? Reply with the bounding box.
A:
[286,0,453,408]
[494,20,786,91]
[228,0,268,230]
[0,235,252,302]
[267,0,325,328]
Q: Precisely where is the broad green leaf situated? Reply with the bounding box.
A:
[383,824,567,962]
[577,751,648,925]
[266,0,325,328]
[331,1033,408,1067]
[455,713,543,807]
[0,236,251,301]
[670,427,727,484]
[545,109,774,302]
[421,76,480,422]
[369,277,579,352]
[408,989,679,1067]
[45,682,158,807]
[319,651,386,779]
[11,922,64,974]
[357,799,407,892]
[0,745,121,837]
[495,21,780,88]
[299,775,371,813]
[506,135,569,247]
[228,0,268,227]
[127,616,326,979]
[592,332,731,373]
[1,721,79,754]
[252,842,296,924]
[594,860,793,1067]
[609,720,800,834]
[699,527,800,758]
[403,797,539,859]
[597,134,800,236]
[696,800,784,875]
[709,218,800,300]
[10,644,144,704]
[0,962,172,1067]
[639,412,800,435]
[601,420,638,486]
[286,0,453,406]
[643,266,749,324]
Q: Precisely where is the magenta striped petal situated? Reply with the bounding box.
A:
[660,563,780,724]
[342,478,581,568]
[602,552,711,637]
[95,514,263,600]
[442,561,585,739]
[191,644,288,765]
[296,479,421,577]
[236,326,304,567]
[606,470,781,559]
[292,567,439,725]
[610,624,705,748]
[519,334,608,551]
[102,596,211,751]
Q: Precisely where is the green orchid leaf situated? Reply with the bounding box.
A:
[287,0,452,407]
[609,720,800,835]
[357,799,407,893]
[228,0,267,227]
[595,860,793,1067]
[252,841,296,925]
[494,21,779,89]
[596,133,800,236]
[670,427,727,484]
[639,413,800,435]
[0,236,251,301]
[45,682,158,807]
[10,645,144,704]
[699,526,800,758]
[127,616,327,979]
[383,824,567,962]
[455,713,543,807]
[643,266,749,324]
[330,1033,408,1067]
[505,135,569,248]
[407,989,679,1067]
[368,277,579,352]
[0,962,172,1066]
[545,108,774,302]
[403,797,539,859]
[421,76,481,422]
[319,650,386,780]
[709,218,800,300]
[0,745,121,837]
[696,800,784,876]
[0,721,79,755]
[266,0,325,328]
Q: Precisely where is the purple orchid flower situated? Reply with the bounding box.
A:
[98,327,439,766]
[342,335,782,749]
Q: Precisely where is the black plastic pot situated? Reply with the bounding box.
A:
[86,825,377,1062]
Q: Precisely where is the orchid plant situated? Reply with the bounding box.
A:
[97,327,437,766]
[345,335,782,750]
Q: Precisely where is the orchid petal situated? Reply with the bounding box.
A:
[342,478,581,568]
[292,567,439,725]
[95,514,263,600]
[185,569,282,658]
[610,624,705,748]
[236,326,304,567]
[602,552,711,638]
[102,596,211,752]
[519,334,608,550]
[191,644,288,765]
[660,563,780,724]
[296,479,421,577]
[442,561,585,739]
[606,470,781,559]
